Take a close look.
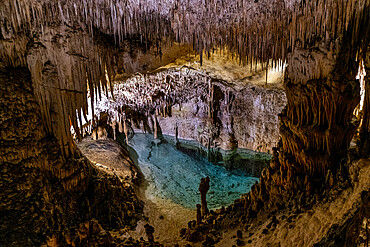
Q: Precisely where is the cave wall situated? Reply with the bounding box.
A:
[257,38,368,206]
[0,68,142,246]
[92,67,286,154]
[157,82,286,153]
[3,26,191,157]
[0,1,368,244]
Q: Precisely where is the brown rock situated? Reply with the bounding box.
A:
[196,204,202,225]
[199,176,210,216]
[144,224,155,242]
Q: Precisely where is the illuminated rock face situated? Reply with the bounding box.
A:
[278,74,359,176]
[266,40,362,190]
[360,48,370,157]
[2,26,190,157]
[94,67,286,153]
[0,0,369,245]
[156,82,286,153]
[0,68,143,246]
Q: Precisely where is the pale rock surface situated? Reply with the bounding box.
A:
[217,159,370,247]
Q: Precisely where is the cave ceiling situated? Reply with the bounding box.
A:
[0,0,369,156]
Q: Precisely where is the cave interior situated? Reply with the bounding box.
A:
[0,0,369,246]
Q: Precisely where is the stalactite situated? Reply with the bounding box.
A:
[359,49,370,158]
[1,0,367,81]
[0,0,368,158]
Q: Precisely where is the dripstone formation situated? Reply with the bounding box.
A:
[199,177,211,217]
[0,0,369,246]
[94,67,286,154]
[1,0,368,156]
[0,68,143,246]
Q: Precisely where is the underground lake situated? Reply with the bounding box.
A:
[123,133,260,209]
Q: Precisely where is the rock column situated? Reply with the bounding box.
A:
[199,177,210,216]
[264,44,360,194]
[123,118,129,144]
[196,204,202,225]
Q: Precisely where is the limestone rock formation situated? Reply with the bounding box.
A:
[360,47,370,157]
[0,0,369,246]
[93,67,286,154]
[199,176,210,217]
[0,68,143,246]
[1,0,368,160]
[196,204,202,225]
[144,223,155,243]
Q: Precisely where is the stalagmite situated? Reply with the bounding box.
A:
[153,114,163,140]
[199,176,210,217]
[144,224,155,243]
[123,118,129,144]
[153,115,159,139]
[196,204,202,225]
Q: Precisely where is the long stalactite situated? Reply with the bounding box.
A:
[360,46,370,157]
[0,0,369,160]
[0,1,369,245]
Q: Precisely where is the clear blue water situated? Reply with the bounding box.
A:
[127,134,258,209]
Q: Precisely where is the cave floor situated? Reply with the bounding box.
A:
[77,136,370,246]
[78,134,258,245]
[77,136,190,244]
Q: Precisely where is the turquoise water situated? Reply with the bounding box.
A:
[127,134,258,209]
